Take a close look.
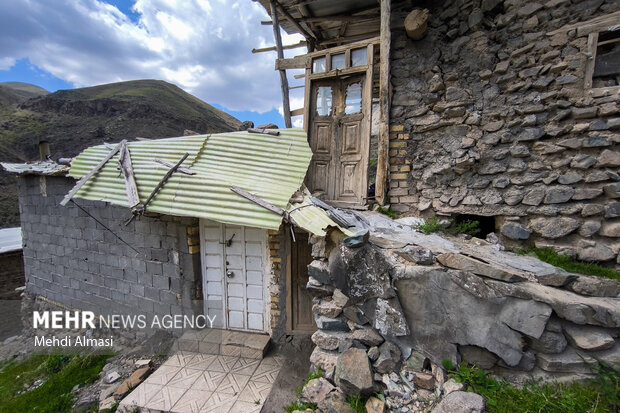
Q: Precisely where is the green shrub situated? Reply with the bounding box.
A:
[44,355,70,374]
[416,216,480,237]
[524,247,620,281]
[346,394,368,413]
[284,400,316,413]
[376,205,397,219]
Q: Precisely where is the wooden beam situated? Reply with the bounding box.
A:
[271,0,292,129]
[275,55,310,70]
[139,153,189,214]
[261,20,272,25]
[290,108,304,117]
[154,158,196,175]
[119,142,140,209]
[252,41,307,54]
[319,32,381,47]
[300,13,379,23]
[230,186,285,216]
[248,127,281,135]
[60,140,125,206]
[272,0,317,42]
[376,0,391,206]
[584,32,599,90]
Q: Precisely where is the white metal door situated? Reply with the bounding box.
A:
[200,220,267,332]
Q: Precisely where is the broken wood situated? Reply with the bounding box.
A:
[154,158,196,175]
[137,153,189,216]
[60,140,125,206]
[118,142,140,209]
[275,55,310,70]
[290,108,304,117]
[248,127,281,136]
[231,186,285,216]
[252,41,307,54]
[271,0,292,129]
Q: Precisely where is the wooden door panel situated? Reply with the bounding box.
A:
[291,233,316,332]
[313,123,332,153]
[342,122,361,154]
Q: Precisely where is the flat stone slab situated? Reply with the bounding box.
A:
[537,343,620,374]
[563,323,615,351]
[175,328,270,359]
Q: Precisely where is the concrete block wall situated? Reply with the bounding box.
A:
[268,226,287,340]
[18,175,201,321]
[0,251,25,300]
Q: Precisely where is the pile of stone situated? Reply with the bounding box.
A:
[303,212,619,411]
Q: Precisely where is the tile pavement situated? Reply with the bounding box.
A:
[118,329,282,413]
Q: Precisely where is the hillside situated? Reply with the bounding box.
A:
[0,82,49,99]
[0,79,241,227]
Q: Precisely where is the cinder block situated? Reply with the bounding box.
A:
[146,261,163,276]
[130,283,145,297]
[153,275,169,290]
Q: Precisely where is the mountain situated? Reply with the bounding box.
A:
[0,79,241,228]
[0,82,50,99]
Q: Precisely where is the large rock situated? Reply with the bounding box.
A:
[431,391,485,413]
[335,348,374,395]
[577,243,616,262]
[317,389,357,413]
[459,345,498,369]
[544,186,575,204]
[339,244,395,302]
[310,347,339,372]
[373,341,402,374]
[437,253,527,282]
[567,275,620,297]
[374,297,410,336]
[537,344,620,373]
[500,222,531,240]
[529,330,568,354]
[499,299,551,338]
[563,323,615,351]
[300,377,335,405]
[365,397,385,413]
[311,326,384,351]
[529,217,580,239]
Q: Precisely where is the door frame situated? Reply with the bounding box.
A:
[199,219,270,333]
[304,41,375,209]
[285,228,317,334]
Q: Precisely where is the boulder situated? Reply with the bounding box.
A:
[373,341,402,374]
[313,300,343,318]
[335,348,374,395]
[300,377,335,405]
[437,253,527,282]
[567,275,620,297]
[529,330,568,354]
[459,345,499,369]
[374,297,410,336]
[310,347,339,372]
[340,244,395,302]
[431,391,485,413]
[500,223,531,240]
[563,323,615,351]
[499,299,551,339]
[529,217,580,239]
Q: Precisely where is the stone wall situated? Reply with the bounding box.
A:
[389,0,620,264]
[0,250,25,300]
[305,214,620,409]
[17,175,201,322]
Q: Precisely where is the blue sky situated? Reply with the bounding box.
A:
[0,0,306,128]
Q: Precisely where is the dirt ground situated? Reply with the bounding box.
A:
[261,334,314,413]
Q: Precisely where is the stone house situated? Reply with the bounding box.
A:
[259,0,620,266]
[2,130,347,341]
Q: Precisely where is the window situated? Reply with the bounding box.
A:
[312,57,326,74]
[345,83,362,114]
[315,86,332,116]
[331,53,346,70]
[592,29,620,88]
[351,48,367,67]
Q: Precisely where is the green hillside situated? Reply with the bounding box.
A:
[0,82,50,99]
[0,79,241,227]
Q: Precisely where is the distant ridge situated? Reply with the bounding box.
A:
[0,79,241,227]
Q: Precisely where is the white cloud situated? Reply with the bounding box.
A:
[0,0,305,113]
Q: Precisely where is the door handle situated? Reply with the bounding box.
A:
[226,270,234,278]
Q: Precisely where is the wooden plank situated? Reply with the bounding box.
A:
[305,36,380,58]
[290,108,305,117]
[320,32,381,47]
[275,55,310,70]
[271,0,292,129]
[230,186,285,216]
[252,41,307,54]
[363,42,374,207]
[154,158,196,175]
[303,67,311,131]
[546,11,620,36]
[584,32,599,89]
[376,0,391,206]
[248,127,281,136]
[308,65,368,81]
[139,153,189,214]
[273,0,317,42]
[60,140,125,206]
[119,143,140,209]
[593,47,620,77]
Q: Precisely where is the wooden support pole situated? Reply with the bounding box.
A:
[252,41,307,54]
[60,140,125,206]
[118,142,140,209]
[247,127,281,136]
[270,0,292,128]
[272,0,317,43]
[154,159,196,175]
[376,0,391,206]
[230,186,285,216]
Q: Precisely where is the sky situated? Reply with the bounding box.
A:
[0,0,307,128]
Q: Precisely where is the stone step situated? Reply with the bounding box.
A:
[174,328,270,359]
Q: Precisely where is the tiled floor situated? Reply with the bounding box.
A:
[118,329,282,413]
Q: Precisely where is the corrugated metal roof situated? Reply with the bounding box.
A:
[0,227,22,254]
[1,161,69,176]
[287,192,353,237]
[68,129,314,230]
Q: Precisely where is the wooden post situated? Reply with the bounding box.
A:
[376,0,391,206]
[270,1,292,128]
[39,141,50,161]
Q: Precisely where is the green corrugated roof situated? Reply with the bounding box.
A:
[68,129,313,230]
[287,192,354,237]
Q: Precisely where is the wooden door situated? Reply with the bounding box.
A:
[308,75,370,208]
[290,232,316,333]
[201,220,267,332]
